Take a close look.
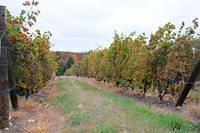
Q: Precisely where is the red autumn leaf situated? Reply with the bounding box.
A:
[23,36,29,43]
[10,37,17,44]
[28,21,34,27]
[23,1,31,6]
[22,26,29,32]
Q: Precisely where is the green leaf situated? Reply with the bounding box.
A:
[28,14,32,20]
[33,1,39,6]
[8,24,20,37]
[19,15,24,21]
[20,10,26,15]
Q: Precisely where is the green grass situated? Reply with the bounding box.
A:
[53,80,95,129]
[78,81,198,133]
[56,79,73,91]
[96,124,117,133]
[53,79,199,133]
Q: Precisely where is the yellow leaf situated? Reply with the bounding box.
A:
[32,16,37,22]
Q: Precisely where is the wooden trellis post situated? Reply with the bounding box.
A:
[176,60,200,106]
[0,6,9,129]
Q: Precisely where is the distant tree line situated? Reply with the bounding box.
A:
[56,56,74,76]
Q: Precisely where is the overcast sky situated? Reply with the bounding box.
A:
[1,0,200,52]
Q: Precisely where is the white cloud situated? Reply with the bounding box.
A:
[1,0,200,52]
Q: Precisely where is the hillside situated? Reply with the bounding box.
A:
[54,51,86,63]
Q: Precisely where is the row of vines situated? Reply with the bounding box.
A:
[67,19,200,101]
[7,0,57,103]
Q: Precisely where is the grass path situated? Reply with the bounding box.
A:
[52,77,199,133]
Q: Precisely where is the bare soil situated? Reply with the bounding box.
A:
[0,78,66,133]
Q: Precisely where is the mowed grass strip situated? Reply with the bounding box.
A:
[53,79,199,133]
[53,79,118,132]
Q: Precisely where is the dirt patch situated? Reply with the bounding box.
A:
[71,76,200,122]
[0,77,66,133]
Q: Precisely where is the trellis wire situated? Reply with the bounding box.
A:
[0,29,6,56]
[0,88,14,94]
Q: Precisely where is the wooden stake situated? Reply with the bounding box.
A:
[0,6,9,129]
[176,60,200,107]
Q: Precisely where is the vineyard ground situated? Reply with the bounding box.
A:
[53,77,199,132]
[1,78,66,132]
[1,76,199,133]
[73,76,200,122]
